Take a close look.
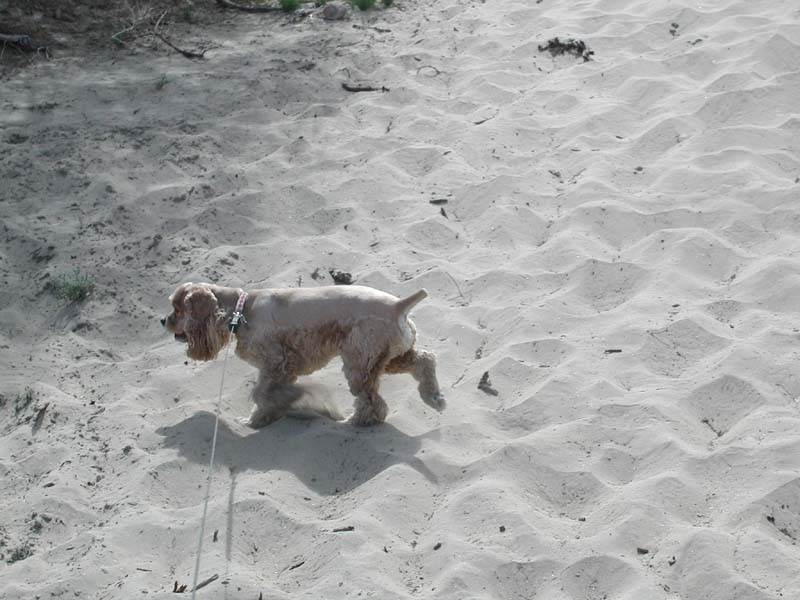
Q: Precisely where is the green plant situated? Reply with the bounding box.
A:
[178,2,194,21]
[155,74,169,90]
[382,0,394,5]
[280,0,300,10]
[6,544,32,564]
[351,0,376,10]
[16,387,33,408]
[54,268,95,303]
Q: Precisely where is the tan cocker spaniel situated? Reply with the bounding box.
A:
[162,283,444,427]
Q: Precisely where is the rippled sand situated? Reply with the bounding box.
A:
[2,1,800,598]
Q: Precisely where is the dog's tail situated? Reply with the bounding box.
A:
[395,289,428,316]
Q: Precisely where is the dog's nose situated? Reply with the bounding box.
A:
[160,317,166,327]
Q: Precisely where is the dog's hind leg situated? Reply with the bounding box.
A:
[384,348,445,411]
[341,345,390,427]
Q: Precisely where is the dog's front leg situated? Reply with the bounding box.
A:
[245,371,302,428]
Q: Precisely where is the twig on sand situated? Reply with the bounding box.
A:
[151,10,206,59]
[111,23,137,45]
[353,24,392,33]
[0,33,32,47]
[332,525,355,533]
[444,271,466,303]
[151,31,207,58]
[111,9,206,59]
[0,33,50,57]
[216,0,283,12]
[193,574,219,591]
[110,3,156,45]
[342,82,390,93]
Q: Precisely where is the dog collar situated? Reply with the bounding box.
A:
[229,290,248,333]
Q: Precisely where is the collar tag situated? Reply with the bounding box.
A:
[230,291,248,333]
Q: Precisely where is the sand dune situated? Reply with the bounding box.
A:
[2,0,800,598]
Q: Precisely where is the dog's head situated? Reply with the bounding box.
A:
[161,282,230,361]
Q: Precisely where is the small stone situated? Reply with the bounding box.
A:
[323,2,348,20]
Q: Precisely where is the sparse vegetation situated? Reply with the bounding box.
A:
[14,387,34,414]
[348,0,394,10]
[53,268,95,303]
[6,544,32,565]
[351,0,376,9]
[155,73,169,90]
[280,0,300,10]
[177,1,194,22]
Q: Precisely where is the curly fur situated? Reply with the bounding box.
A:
[162,282,445,427]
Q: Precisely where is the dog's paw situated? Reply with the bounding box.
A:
[240,416,262,429]
[242,410,274,429]
[348,403,388,427]
[423,391,446,412]
[347,412,384,427]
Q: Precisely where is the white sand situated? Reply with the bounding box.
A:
[2,0,800,597]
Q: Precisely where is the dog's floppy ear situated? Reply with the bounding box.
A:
[184,285,218,320]
[183,285,228,361]
[169,282,193,308]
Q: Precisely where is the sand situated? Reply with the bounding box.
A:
[2,0,800,598]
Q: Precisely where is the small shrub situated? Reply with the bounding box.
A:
[351,0,376,10]
[178,3,194,21]
[54,269,95,304]
[382,0,394,5]
[280,0,300,10]
[6,544,32,564]
[15,387,33,414]
[155,74,169,90]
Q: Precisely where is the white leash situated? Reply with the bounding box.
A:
[190,292,248,598]
[190,341,231,599]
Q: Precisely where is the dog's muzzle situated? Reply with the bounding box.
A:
[161,316,187,342]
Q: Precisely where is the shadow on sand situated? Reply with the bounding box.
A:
[156,411,440,495]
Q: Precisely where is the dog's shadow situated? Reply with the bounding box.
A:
[156,412,441,495]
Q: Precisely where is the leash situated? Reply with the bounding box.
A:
[190,291,247,598]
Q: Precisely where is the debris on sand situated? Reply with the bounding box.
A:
[478,371,499,396]
[538,37,594,62]
[329,270,354,285]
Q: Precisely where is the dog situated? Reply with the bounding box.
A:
[161,282,445,427]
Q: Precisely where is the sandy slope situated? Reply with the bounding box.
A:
[2,0,800,598]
